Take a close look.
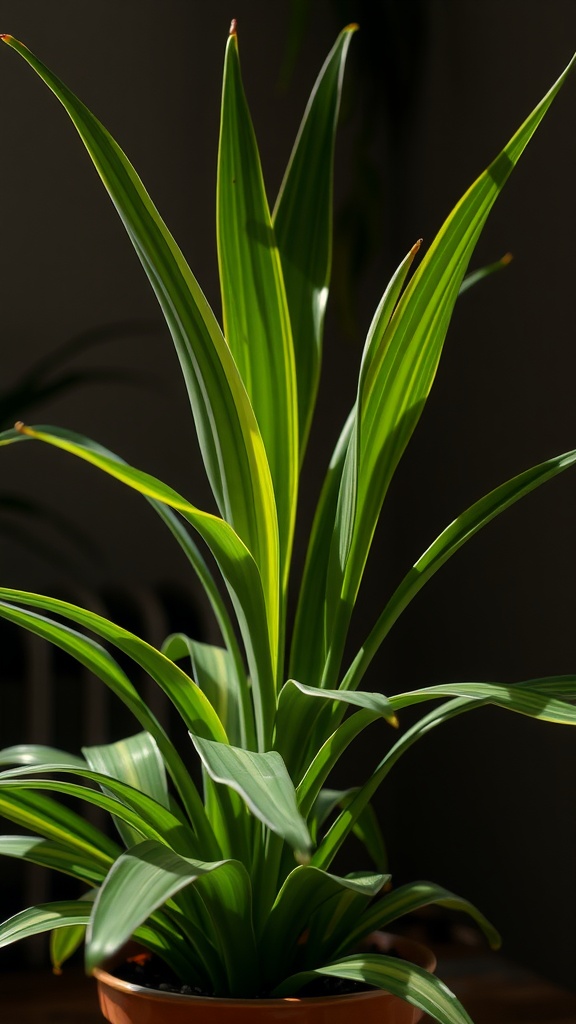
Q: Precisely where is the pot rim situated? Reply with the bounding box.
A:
[93,932,436,1007]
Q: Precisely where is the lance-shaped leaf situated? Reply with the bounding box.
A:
[86,839,258,995]
[311,698,482,870]
[260,864,388,987]
[342,447,576,691]
[0,901,93,948]
[218,28,297,588]
[0,745,86,769]
[273,25,357,456]
[275,677,396,778]
[0,763,199,856]
[290,241,420,690]
[312,788,388,870]
[325,51,576,684]
[342,880,501,954]
[0,424,276,749]
[389,680,576,724]
[192,735,312,860]
[50,893,94,973]
[83,732,169,848]
[0,599,213,844]
[272,953,474,1024]
[0,787,119,866]
[163,634,250,748]
[0,836,105,885]
[0,35,280,638]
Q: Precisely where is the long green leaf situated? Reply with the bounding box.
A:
[83,732,169,848]
[342,880,500,954]
[325,52,576,687]
[0,836,105,885]
[0,34,280,646]
[0,745,86,769]
[275,677,397,778]
[86,839,258,996]
[273,953,474,1024]
[289,410,353,688]
[343,448,576,690]
[0,593,219,852]
[311,698,482,870]
[0,424,276,749]
[290,241,421,693]
[218,28,297,594]
[313,789,388,870]
[0,764,199,855]
[273,25,356,456]
[0,901,92,947]
[389,680,576,724]
[260,865,387,988]
[0,788,119,866]
[192,736,312,861]
[163,635,250,748]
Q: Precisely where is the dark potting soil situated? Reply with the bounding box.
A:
[113,943,398,1000]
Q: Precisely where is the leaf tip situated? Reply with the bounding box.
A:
[14,420,30,436]
[411,238,423,257]
[0,34,13,43]
[500,251,513,266]
[229,18,238,37]
[388,713,400,729]
[345,23,360,33]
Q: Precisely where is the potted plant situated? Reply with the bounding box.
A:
[0,21,574,1024]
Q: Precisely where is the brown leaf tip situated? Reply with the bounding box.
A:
[501,251,514,266]
[229,19,238,37]
[411,238,423,257]
[0,34,13,43]
[14,421,26,434]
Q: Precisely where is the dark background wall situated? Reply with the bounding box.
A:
[0,0,575,989]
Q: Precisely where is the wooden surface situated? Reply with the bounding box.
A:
[0,952,575,1023]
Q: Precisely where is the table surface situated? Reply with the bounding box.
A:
[1,949,575,1023]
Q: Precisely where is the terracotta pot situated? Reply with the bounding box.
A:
[94,932,436,1024]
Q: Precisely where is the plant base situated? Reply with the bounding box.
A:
[94,933,435,1024]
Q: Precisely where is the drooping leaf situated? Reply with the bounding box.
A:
[0,787,119,867]
[0,901,92,948]
[0,745,86,769]
[0,426,276,750]
[0,836,104,885]
[342,879,501,954]
[272,953,474,1024]
[192,735,312,860]
[0,593,219,851]
[260,864,387,988]
[343,448,576,690]
[0,763,199,856]
[86,839,258,996]
[83,732,169,848]
[275,677,396,778]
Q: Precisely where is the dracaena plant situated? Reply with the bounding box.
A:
[0,23,574,1024]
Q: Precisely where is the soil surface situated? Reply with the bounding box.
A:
[113,948,392,999]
